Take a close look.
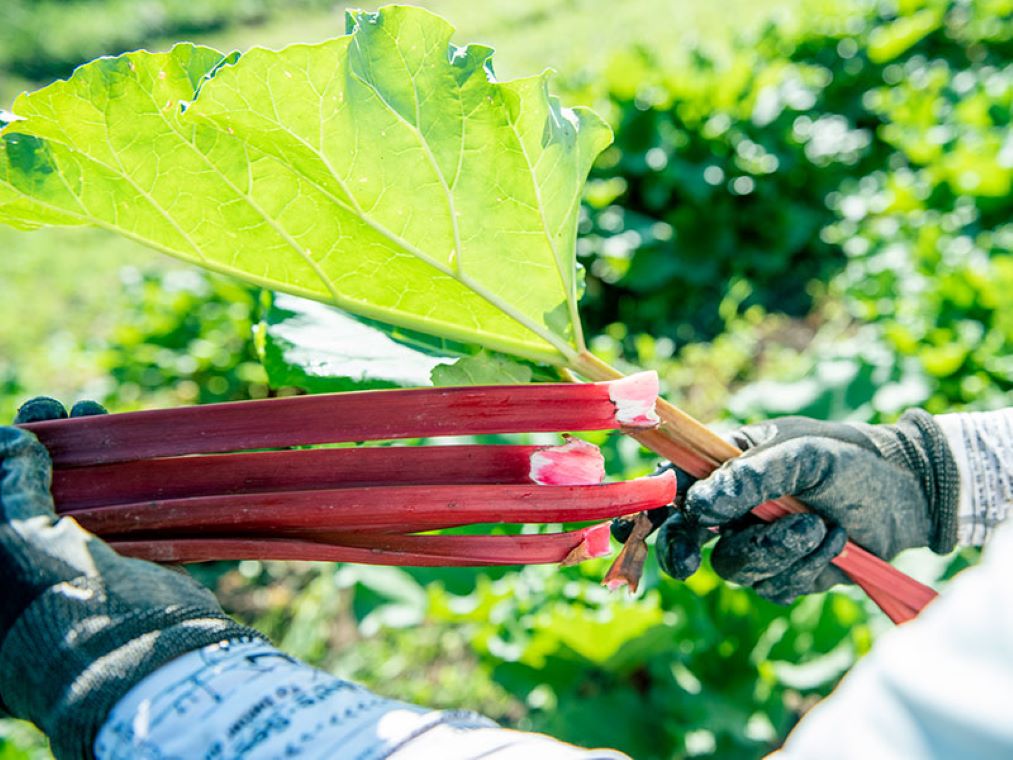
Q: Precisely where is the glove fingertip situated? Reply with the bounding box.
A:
[14,397,68,424]
[685,470,751,526]
[70,400,108,417]
[656,513,706,580]
[812,564,850,593]
[657,537,702,580]
[825,524,848,556]
[753,522,849,602]
[610,516,635,544]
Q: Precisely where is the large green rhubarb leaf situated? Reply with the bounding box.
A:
[0,6,612,364]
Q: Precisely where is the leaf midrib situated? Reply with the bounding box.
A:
[506,106,586,351]
[198,53,575,357]
[374,24,465,270]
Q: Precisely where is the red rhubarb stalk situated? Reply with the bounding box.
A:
[53,441,603,512]
[109,525,613,566]
[22,375,660,467]
[285,525,613,562]
[69,472,677,537]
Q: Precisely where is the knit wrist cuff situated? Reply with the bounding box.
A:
[897,409,961,554]
[1,589,266,760]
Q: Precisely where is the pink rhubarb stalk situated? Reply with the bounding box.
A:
[23,374,661,467]
[528,436,605,486]
[53,441,603,512]
[109,525,614,566]
[286,525,613,562]
[68,471,677,538]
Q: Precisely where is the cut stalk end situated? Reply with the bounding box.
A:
[560,522,613,566]
[529,436,605,486]
[601,511,654,593]
[608,371,661,428]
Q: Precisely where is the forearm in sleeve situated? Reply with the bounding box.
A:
[936,408,1013,546]
[95,637,629,760]
[769,517,1013,759]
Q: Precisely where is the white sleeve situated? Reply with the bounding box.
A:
[936,408,1013,546]
[94,637,628,760]
[768,517,1013,759]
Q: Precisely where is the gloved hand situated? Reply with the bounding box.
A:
[614,410,960,605]
[1,397,265,760]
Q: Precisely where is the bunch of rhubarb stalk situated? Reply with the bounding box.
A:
[19,372,936,623]
[22,375,674,569]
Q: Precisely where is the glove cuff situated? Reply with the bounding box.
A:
[881,410,961,554]
[0,582,266,760]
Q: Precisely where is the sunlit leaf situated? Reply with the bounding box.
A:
[0,6,612,364]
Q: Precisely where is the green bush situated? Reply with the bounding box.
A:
[579,0,1011,369]
[95,268,268,409]
[750,0,1012,417]
[825,0,1012,411]
[579,48,865,342]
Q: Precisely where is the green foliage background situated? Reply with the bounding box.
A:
[0,0,1009,758]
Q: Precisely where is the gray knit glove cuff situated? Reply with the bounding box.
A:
[1,570,265,760]
[857,409,960,554]
[0,409,267,760]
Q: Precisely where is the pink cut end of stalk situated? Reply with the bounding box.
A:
[604,578,628,591]
[529,437,605,486]
[581,522,613,558]
[560,522,614,566]
[607,372,661,428]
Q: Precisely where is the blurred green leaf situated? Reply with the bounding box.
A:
[867,8,943,63]
[260,293,455,392]
[430,352,533,387]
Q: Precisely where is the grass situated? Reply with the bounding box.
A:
[176,0,796,81]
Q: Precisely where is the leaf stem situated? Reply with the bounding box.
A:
[68,472,677,537]
[108,525,611,566]
[24,379,657,467]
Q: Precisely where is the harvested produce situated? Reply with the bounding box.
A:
[25,376,675,572]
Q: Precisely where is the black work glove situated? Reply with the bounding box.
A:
[614,410,960,604]
[1,397,266,760]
